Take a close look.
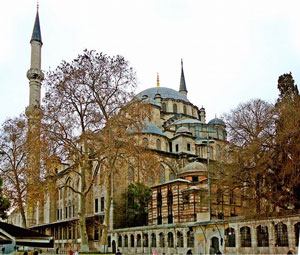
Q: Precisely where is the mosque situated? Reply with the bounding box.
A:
[8,8,300,255]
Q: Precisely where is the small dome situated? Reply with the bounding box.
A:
[175,126,192,135]
[182,161,207,172]
[208,118,225,126]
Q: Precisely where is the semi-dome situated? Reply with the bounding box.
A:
[172,118,202,125]
[208,118,225,126]
[142,122,167,137]
[136,87,190,103]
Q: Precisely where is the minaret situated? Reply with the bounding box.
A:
[25,6,43,227]
[179,59,188,97]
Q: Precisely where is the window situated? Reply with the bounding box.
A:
[124,235,128,247]
[192,176,198,182]
[187,231,194,247]
[137,234,141,247]
[159,233,165,247]
[229,191,235,205]
[130,234,134,247]
[225,228,235,247]
[183,105,187,114]
[176,144,179,152]
[95,198,99,213]
[94,228,99,241]
[143,233,148,247]
[151,233,156,247]
[177,231,183,247]
[128,167,134,182]
[168,232,174,247]
[159,165,165,183]
[162,103,167,112]
[275,222,288,247]
[167,187,173,224]
[100,197,105,212]
[65,207,68,218]
[257,225,269,247]
[187,143,191,151]
[173,104,177,113]
[57,209,60,220]
[142,137,148,146]
[169,172,175,181]
[157,188,162,225]
[118,235,122,247]
[156,139,161,150]
[108,236,111,247]
[240,226,251,247]
[217,189,223,204]
[295,222,300,246]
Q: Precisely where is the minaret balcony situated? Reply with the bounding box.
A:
[27,68,44,81]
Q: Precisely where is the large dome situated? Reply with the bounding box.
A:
[136,87,190,103]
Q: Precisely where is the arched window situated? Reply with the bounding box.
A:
[159,233,165,247]
[187,231,194,247]
[159,165,165,183]
[216,144,221,159]
[177,231,184,247]
[151,233,156,247]
[225,227,236,247]
[168,232,174,247]
[118,235,122,247]
[294,222,300,246]
[128,167,134,182]
[162,103,167,112]
[275,222,288,247]
[142,137,149,146]
[257,225,269,247]
[240,226,251,247]
[124,235,128,247]
[137,234,141,247]
[156,139,161,150]
[173,104,177,113]
[143,233,148,247]
[183,105,187,114]
[169,172,175,181]
[130,234,134,247]
[167,187,173,224]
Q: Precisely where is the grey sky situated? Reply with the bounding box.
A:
[1,0,300,124]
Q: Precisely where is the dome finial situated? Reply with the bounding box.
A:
[157,72,160,88]
[37,0,39,10]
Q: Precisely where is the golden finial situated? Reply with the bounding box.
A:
[157,72,160,88]
[37,0,39,10]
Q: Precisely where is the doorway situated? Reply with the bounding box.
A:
[211,237,219,253]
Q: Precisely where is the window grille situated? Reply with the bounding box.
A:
[151,233,156,247]
[187,231,194,247]
[168,232,174,247]
[225,227,236,247]
[257,225,269,247]
[159,233,165,247]
[177,231,184,247]
[275,222,288,247]
[240,226,251,247]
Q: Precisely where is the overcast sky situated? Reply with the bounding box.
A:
[1,0,300,124]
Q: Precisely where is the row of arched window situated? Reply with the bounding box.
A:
[112,231,194,248]
[225,222,300,248]
[162,103,194,116]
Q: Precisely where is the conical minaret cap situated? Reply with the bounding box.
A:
[179,59,187,92]
[31,10,42,44]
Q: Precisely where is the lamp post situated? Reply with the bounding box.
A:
[202,130,215,220]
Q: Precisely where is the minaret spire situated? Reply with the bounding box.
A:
[179,59,188,97]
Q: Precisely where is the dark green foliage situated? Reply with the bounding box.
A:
[0,178,10,219]
[277,72,299,103]
[114,182,152,228]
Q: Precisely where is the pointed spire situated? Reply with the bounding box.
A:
[179,59,187,95]
[31,8,42,45]
[157,72,160,88]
